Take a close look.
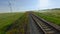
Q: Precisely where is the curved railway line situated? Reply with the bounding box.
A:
[29,12,60,34]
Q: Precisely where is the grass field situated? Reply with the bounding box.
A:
[35,9,60,26]
[6,12,29,34]
[0,12,25,34]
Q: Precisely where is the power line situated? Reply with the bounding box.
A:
[8,0,12,12]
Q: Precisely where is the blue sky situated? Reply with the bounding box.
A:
[0,0,60,12]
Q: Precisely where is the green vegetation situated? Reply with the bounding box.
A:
[6,12,28,34]
[35,9,60,26]
[0,12,24,34]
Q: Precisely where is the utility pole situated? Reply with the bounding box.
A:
[8,0,12,13]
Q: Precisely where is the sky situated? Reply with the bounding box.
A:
[0,0,60,12]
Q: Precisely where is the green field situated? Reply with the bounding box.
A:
[0,12,25,34]
[6,12,29,34]
[35,9,60,26]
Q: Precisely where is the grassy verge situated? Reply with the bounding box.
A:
[5,12,29,34]
[0,12,24,34]
[34,11,60,26]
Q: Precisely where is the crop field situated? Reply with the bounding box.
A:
[35,9,60,26]
[0,12,26,34]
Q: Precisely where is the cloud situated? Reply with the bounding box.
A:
[38,0,49,9]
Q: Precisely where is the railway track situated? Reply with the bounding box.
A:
[29,13,44,34]
[29,12,60,34]
[5,12,60,34]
